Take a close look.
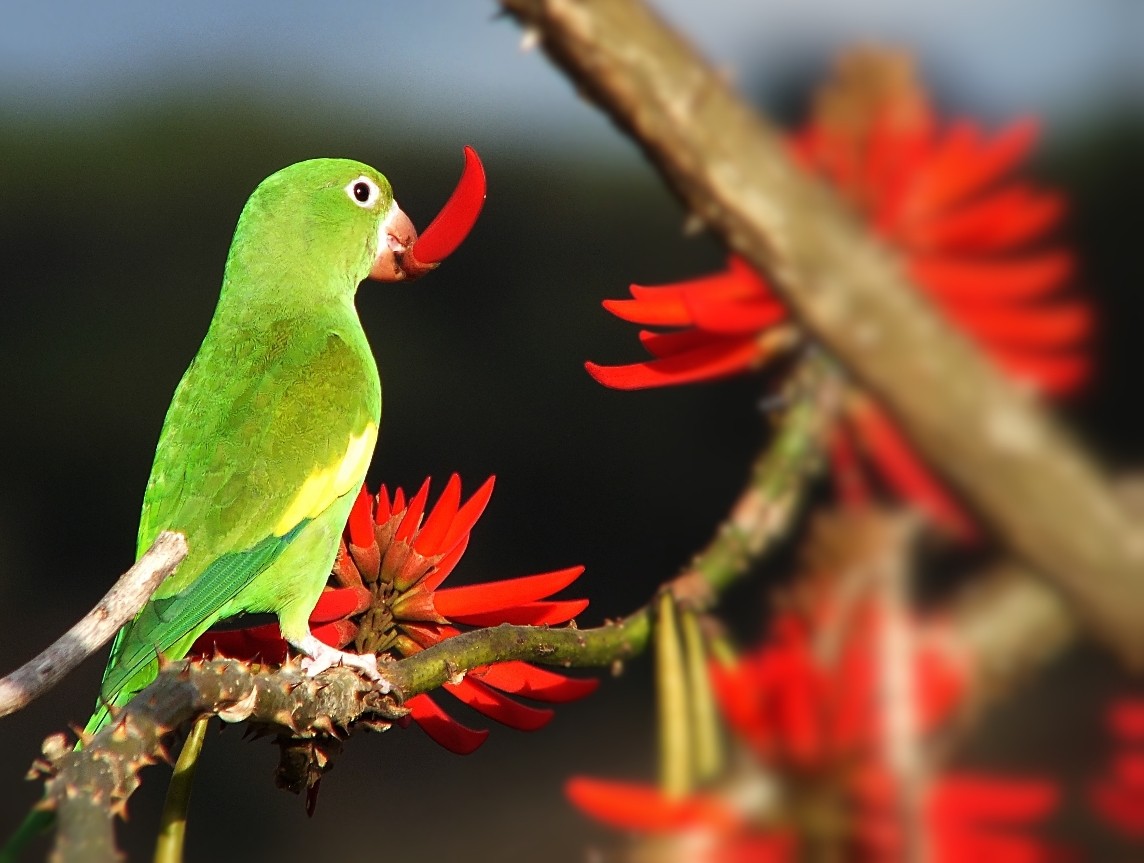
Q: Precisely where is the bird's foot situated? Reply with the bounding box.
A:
[293,634,391,694]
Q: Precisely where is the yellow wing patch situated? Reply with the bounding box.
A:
[274,423,378,535]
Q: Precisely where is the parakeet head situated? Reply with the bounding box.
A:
[224,158,423,302]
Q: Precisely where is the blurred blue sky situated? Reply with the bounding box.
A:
[1,1,1137,153]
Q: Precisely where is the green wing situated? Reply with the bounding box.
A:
[93,317,380,729]
[87,526,303,733]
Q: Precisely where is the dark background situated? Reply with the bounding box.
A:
[0,2,1141,860]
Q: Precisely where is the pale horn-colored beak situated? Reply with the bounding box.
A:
[369,200,419,282]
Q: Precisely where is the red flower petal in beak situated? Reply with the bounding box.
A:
[405,145,487,271]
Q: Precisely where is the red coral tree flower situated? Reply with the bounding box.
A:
[567,517,1061,861]
[585,50,1091,538]
[706,580,1061,863]
[1089,697,1144,840]
[192,474,597,754]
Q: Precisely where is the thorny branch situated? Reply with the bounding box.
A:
[31,358,830,861]
[0,532,188,720]
[498,0,1144,663]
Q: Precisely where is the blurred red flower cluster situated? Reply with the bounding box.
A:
[568,541,1062,862]
[587,50,1090,539]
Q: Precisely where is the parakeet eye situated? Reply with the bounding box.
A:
[345,176,380,209]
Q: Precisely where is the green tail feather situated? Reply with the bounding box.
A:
[87,523,305,735]
[0,809,54,863]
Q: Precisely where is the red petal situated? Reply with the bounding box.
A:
[409,145,487,265]
[413,473,463,557]
[678,257,772,303]
[930,774,1059,823]
[687,297,788,334]
[406,693,490,755]
[1091,780,1144,838]
[847,400,976,539]
[445,678,554,731]
[331,540,363,589]
[910,253,1074,305]
[346,484,374,548]
[772,655,826,766]
[395,477,432,542]
[632,259,768,304]
[433,566,584,617]
[930,834,1060,863]
[915,632,971,727]
[307,586,373,623]
[398,621,453,652]
[602,296,692,327]
[907,119,1038,216]
[710,657,770,754]
[416,534,470,595]
[946,300,1092,352]
[565,778,741,834]
[375,484,393,524]
[1109,751,1144,786]
[471,661,599,702]
[902,186,1063,252]
[310,619,358,649]
[567,778,694,831]
[585,336,764,390]
[190,623,288,664]
[637,328,724,358]
[1110,699,1144,741]
[445,598,589,627]
[988,349,1091,396]
[390,486,406,517]
[440,475,495,552]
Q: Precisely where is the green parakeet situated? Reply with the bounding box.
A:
[2,148,485,860]
[86,157,422,734]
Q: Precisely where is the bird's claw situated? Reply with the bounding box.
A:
[295,634,391,693]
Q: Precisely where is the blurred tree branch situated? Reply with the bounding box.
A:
[498,0,1144,664]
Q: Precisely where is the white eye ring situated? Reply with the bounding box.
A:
[345,176,380,209]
